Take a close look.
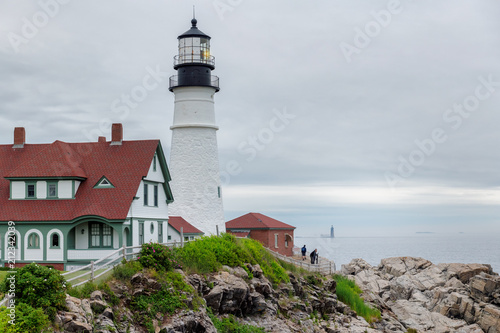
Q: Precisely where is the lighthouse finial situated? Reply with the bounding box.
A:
[192,6,197,27]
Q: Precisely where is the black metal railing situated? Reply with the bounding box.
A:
[169,75,220,92]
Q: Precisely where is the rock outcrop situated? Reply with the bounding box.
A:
[54,257,499,333]
[342,257,500,332]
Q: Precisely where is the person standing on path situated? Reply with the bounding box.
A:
[301,245,307,260]
[310,249,317,264]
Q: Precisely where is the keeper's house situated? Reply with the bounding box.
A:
[0,124,173,270]
[226,213,295,257]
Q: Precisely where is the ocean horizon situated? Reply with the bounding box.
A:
[295,233,500,273]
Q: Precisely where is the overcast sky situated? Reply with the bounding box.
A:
[1,1,500,237]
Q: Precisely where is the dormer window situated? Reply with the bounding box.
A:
[26,183,36,199]
[47,181,58,198]
[153,154,157,172]
[94,176,114,188]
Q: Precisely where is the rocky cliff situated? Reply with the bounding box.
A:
[341,257,500,332]
[54,257,500,333]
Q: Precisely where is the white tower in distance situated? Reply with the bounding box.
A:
[168,17,225,235]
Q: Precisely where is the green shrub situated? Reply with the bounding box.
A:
[333,275,380,323]
[138,242,181,271]
[0,302,50,333]
[305,274,323,286]
[0,263,66,319]
[207,308,265,333]
[179,233,248,274]
[131,281,186,333]
[67,281,98,299]
[112,260,143,281]
[176,234,290,285]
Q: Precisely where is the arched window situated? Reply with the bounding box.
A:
[51,233,60,248]
[28,233,40,249]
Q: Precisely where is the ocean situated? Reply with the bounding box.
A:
[296,233,500,274]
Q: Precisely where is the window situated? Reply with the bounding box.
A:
[167,235,172,241]
[102,224,112,247]
[89,223,113,248]
[143,184,148,206]
[26,182,36,198]
[28,233,40,249]
[139,221,144,245]
[150,222,154,234]
[218,186,221,198]
[51,233,60,248]
[9,234,17,248]
[274,234,278,248]
[184,236,189,241]
[153,154,157,172]
[154,185,158,207]
[158,222,163,243]
[90,223,100,247]
[47,182,57,198]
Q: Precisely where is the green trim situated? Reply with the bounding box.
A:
[25,182,36,199]
[156,142,174,203]
[158,222,163,243]
[47,181,59,199]
[93,176,115,189]
[154,184,158,207]
[139,221,145,245]
[27,232,40,249]
[143,183,148,206]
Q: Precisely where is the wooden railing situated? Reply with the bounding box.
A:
[61,240,185,287]
[265,248,336,275]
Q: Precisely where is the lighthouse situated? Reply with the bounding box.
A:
[167,17,225,235]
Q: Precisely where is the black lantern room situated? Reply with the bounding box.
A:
[169,18,220,92]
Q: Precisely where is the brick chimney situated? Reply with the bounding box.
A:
[111,123,123,145]
[98,136,106,143]
[13,127,25,148]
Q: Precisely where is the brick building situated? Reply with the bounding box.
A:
[225,213,295,257]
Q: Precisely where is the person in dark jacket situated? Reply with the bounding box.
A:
[310,249,317,264]
[301,245,307,260]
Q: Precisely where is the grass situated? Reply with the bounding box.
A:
[207,308,265,333]
[178,233,290,285]
[333,274,381,323]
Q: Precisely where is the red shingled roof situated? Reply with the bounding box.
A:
[225,213,295,230]
[227,231,250,238]
[168,216,204,235]
[0,140,162,221]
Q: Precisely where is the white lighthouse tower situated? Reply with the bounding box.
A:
[168,18,225,235]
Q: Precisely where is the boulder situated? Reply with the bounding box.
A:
[476,304,500,333]
[380,257,433,277]
[159,308,217,333]
[204,271,250,314]
[341,258,373,275]
[439,263,493,284]
[470,273,500,303]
